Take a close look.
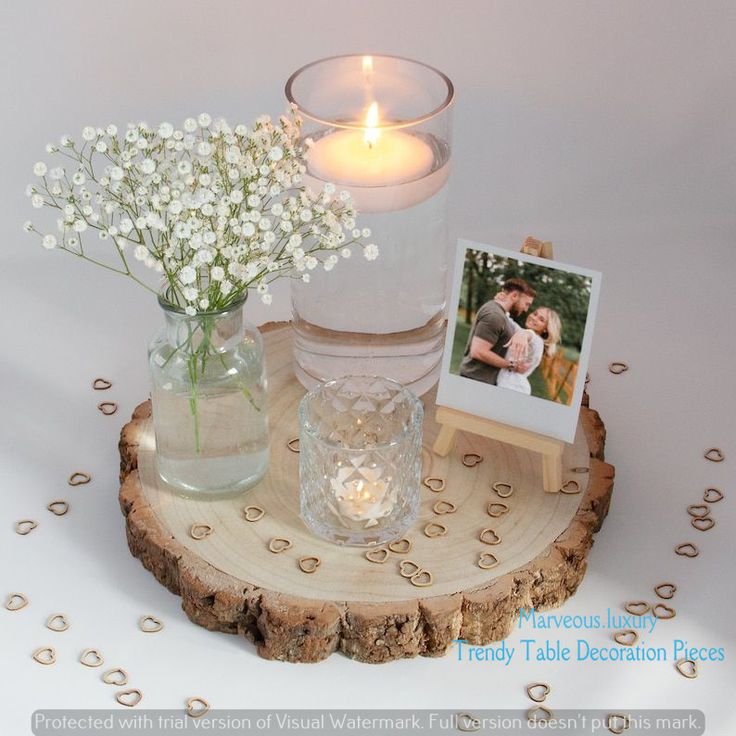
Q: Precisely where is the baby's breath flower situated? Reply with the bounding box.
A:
[42,234,57,249]
[82,126,97,141]
[33,162,47,177]
[363,243,379,261]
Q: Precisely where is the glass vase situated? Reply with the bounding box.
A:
[285,54,454,396]
[299,375,423,546]
[148,293,269,497]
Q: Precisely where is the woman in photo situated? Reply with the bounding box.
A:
[497,307,561,395]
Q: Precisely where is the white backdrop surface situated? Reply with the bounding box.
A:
[1,1,735,734]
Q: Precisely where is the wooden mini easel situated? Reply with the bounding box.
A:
[433,237,565,493]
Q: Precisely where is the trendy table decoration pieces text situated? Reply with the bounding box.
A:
[24,111,376,496]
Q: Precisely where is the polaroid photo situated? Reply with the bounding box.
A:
[437,239,602,444]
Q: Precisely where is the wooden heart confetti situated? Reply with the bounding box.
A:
[15,520,38,536]
[623,601,650,616]
[409,569,433,587]
[652,603,676,620]
[92,378,113,390]
[462,452,483,467]
[432,499,457,515]
[79,648,104,667]
[286,437,300,453]
[608,362,629,375]
[479,528,501,546]
[527,705,554,722]
[243,505,265,522]
[704,448,725,463]
[654,583,677,600]
[298,556,321,574]
[186,697,210,718]
[703,487,724,503]
[68,472,91,486]
[5,593,29,611]
[116,689,143,707]
[364,547,389,564]
[674,543,699,558]
[32,646,56,665]
[526,682,550,703]
[97,401,118,416]
[686,504,710,518]
[477,552,499,569]
[46,613,70,632]
[492,481,514,498]
[613,630,638,646]
[487,502,509,518]
[560,479,581,494]
[571,466,590,473]
[139,615,164,633]
[675,658,698,679]
[399,560,421,578]
[268,537,293,554]
[422,477,446,493]
[102,668,129,686]
[47,500,70,516]
[691,516,715,532]
[606,714,631,734]
[423,522,448,538]
[388,537,412,554]
[189,523,213,540]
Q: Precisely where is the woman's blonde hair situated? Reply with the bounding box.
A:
[538,307,561,357]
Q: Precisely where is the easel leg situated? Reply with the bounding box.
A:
[542,450,563,493]
[433,425,457,457]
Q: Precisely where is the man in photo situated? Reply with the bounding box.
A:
[459,278,536,385]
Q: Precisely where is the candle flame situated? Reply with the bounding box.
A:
[363,102,380,148]
[362,55,373,74]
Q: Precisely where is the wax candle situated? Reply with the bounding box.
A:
[330,464,394,523]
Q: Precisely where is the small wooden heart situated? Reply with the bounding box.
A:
[424,522,448,538]
[5,593,29,611]
[691,516,715,532]
[479,528,501,546]
[560,479,581,494]
[608,362,629,375]
[409,570,433,587]
[399,560,421,579]
[47,500,70,516]
[32,646,56,666]
[686,504,710,518]
[462,452,483,467]
[243,505,265,522]
[477,552,499,570]
[364,547,389,564]
[298,556,321,574]
[80,648,104,667]
[97,401,118,416]
[527,705,553,723]
[422,477,446,493]
[186,697,210,718]
[268,537,293,554]
[613,629,638,647]
[492,482,514,498]
[68,472,91,486]
[432,500,457,515]
[703,488,723,503]
[102,668,129,686]
[388,537,412,554]
[654,583,677,600]
[139,615,164,633]
[703,487,724,503]
[607,714,631,734]
[623,601,650,616]
[653,603,676,620]
[675,658,698,679]
[704,447,725,463]
[116,689,143,707]
[46,613,70,632]
[571,466,590,474]
[526,682,550,703]
[190,523,213,540]
[92,378,113,390]
[15,519,38,535]
[487,502,510,518]
[456,713,481,732]
[674,543,699,558]
[286,437,300,453]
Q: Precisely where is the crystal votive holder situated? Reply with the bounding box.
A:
[299,375,423,546]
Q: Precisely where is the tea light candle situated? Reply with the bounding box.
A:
[330,464,394,523]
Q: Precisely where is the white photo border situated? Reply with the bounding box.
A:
[437,239,602,444]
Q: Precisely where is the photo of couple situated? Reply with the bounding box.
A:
[449,248,594,407]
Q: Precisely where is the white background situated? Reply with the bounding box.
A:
[1,1,735,734]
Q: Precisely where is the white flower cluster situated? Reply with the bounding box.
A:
[25,109,377,313]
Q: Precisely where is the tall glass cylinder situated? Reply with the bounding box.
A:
[285,54,454,396]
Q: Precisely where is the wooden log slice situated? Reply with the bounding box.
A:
[119,323,613,663]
